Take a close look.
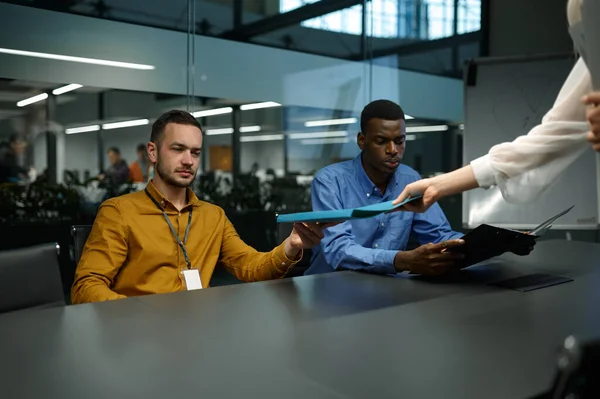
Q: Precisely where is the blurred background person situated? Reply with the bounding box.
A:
[0,135,30,184]
[129,143,150,183]
[98,147,129,187]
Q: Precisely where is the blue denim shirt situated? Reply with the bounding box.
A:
[307,154,463,275]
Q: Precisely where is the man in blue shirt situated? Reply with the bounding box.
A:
[308,99,468,276]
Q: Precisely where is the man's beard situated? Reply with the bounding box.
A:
[155,158,195,188]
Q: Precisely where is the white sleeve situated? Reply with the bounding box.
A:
[470,57,592,203]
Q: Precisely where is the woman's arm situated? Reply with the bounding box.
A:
[395,58,592,212]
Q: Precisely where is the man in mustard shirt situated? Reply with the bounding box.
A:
[72,110,326,304]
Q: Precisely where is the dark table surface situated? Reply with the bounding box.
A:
[2,239,600,399]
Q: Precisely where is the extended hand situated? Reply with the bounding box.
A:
[392,178,441,213]
[284,222,334,258]
[583,92,600,151]
[394,239,465,275]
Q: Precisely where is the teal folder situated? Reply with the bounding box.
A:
[276,195,423,223]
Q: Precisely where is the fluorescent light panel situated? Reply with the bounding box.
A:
[405,114,415,120]
[102,119,149,130]
[406,134,417,141]
[240,101,281,111]
[240,125,261,133]
[240,134,284,142]
[17,93,48,107]
[52,83,82,95]
[65,125,100,134]
[288,131,348,140]
[205,125,261,135]
[205,127,233,136]
[192,107,232,118]
[301,138,350,145]
[0,47,155,70]
[406,125,449,133]
[304,117,357,127]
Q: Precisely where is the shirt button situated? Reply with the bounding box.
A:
[161,200,166,207]
[281,262,286,266]
[366,193,370,197]
[178,212,182,217]
[381,222,385,227]
[374,244,379,248]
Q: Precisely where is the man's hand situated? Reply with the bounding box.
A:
[283,222,334,259]
[394,239,465,276]
[583,92,600,151]
[392,177,442,213]
[509,235,537,256]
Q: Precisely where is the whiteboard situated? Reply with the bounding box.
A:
[463,54,600,230]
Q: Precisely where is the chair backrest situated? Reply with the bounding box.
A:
[546,335,600,399]
[0,243,66,314]
[72,225,92,265]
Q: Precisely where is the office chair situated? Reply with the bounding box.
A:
[545,335,600,399]
[0,243,66,314]
[71,225,92,265]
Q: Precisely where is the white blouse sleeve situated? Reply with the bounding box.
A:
[470,57,592,203]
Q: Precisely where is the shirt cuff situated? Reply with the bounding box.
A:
[273,243,302,275]
[470,154,496,188]
[372,249,398,275]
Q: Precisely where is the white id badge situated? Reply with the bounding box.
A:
[182,269,203,290]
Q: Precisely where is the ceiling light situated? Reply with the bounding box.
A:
[406,125,449,133]
[52,83,82,95]
[192,107,233,118]
[102,119,149,130]
[240,101,281,111]
[288,131,348,139]
[240,134,284,142]
[17,93,48,107]
[0,47,155,70]
[205,127,234,136]
[406,134,417,141]
[240,125,261,133]
[304,118,357,127]
[459,123,465,130]
[205,125,262,135]
[65,125,101,134]
[301,138,350,145]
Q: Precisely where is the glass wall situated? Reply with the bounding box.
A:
[1,0,482,76]
[0,0,466,285]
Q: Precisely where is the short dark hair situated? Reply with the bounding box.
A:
[136,143,146,152]
[360,100,405,134]
[151,110,202,144]
[107,147,120,155]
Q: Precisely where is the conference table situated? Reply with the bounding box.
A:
[1,239,600,398]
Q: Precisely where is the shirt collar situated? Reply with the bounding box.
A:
[145,180,202,211]
[352,153,399,199]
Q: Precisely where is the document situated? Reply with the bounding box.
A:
[276,195,423,223]
[582,0,600,89]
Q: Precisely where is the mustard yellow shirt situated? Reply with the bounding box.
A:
[71,181,299,304]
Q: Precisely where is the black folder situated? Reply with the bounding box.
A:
[448,206,574,268]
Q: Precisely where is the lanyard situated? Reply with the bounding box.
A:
[145,188,193,269]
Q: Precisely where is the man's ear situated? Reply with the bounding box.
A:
[147,142,157,163]
[357,132,366,151]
